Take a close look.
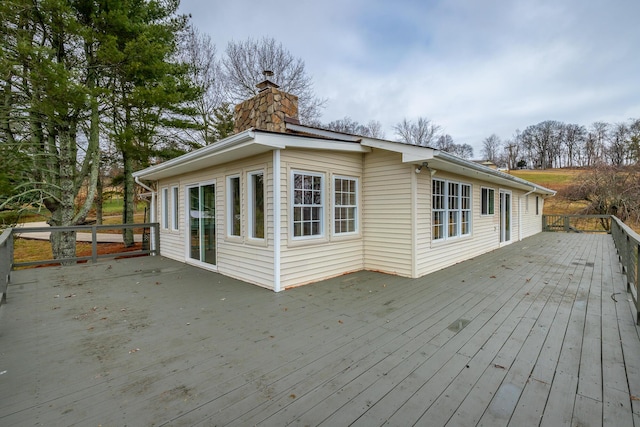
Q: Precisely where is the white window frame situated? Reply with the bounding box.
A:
[432,178,472,241]
[333,175,358,236]
[161,187,169,229]
[536,196,540,215]
[248,170,265,240]
[291,170,324,240]
[481,187,495,215]
[171,186,179,231]
[226,175,241,238]
[525,194,530,213]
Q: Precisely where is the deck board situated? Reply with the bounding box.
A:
[1,232,638,426]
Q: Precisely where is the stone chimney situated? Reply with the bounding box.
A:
[233,71,299,134]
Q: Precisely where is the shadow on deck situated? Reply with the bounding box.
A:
[1,233,639,426]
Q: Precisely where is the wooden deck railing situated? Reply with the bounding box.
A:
[542,214,639,323]
[610,217,640,325]
[0,228,12,306]
[542,214,611,233]
[0,223,159,307]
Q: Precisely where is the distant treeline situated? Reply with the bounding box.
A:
[481,119,640,170]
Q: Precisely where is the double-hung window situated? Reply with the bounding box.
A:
[432,179,472,240]
[248,171,265,239]
[161,187,169,229]
[171,186,179,230]
[481,187,495,215]
[334,176,358,235]
[292,172,323,238]
[227,175,241,237]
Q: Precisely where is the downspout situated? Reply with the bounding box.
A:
[135,176,157,254]
[273,149,282,292]
[519,186,536,241]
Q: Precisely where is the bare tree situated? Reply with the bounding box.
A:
[433,134,455,151]
[628,118,640,164]
[607,122,629,166]
[503,135,522,170]
[223,37,326,123]
[180,25,226,145]
[394,117,442,147]
[521,120,563,169]
[432,134,473,159]
[563,124,585,167]
[323,116,385,138]
[449,143,474,159]
[589,121,609,164]
[563,165,640,226]
[481,134,501,163]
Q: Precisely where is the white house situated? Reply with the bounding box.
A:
[133,79,555,291]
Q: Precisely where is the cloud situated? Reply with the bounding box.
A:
[181,0,640,154]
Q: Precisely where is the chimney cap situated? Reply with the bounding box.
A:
[256,70,279,91]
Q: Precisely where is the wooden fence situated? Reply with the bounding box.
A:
[610,217,640,325]
[0,223,159,307]
[542,214,611,233]
[544,214,639,324]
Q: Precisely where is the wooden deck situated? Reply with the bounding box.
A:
[1,233,639,426]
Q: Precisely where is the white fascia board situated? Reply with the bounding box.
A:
[133,130,256,179]
[256,131,370,153]
[360,138,435,162]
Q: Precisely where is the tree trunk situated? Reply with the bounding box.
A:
[48,128,77,264]
[122,149,135,247]
[96,174,103,225]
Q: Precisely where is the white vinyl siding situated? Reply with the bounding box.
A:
[362,150,413,277]
[279,149,364,288]
[150,136,548,291]
[157,153,275,290]
[417,172,500,277]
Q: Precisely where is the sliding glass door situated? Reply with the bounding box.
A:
[499,189,511,244]
[188,183,216,266]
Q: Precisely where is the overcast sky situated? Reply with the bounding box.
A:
[180,0,640,156]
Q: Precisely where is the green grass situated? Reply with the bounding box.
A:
[509,168,584,189]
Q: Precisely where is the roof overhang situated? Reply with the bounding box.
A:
[133,129,370,182]
[360,138,556,196]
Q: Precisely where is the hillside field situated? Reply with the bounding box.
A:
[508,168,588,215]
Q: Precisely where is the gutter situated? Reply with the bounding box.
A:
[135,176,157,254]
[434,150,556,195]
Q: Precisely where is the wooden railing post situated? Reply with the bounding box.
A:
[0,229,13,305]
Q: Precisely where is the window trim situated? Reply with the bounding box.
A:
[333,175,359,236]
[248,170,265,241]
[481,187,495,216]
[171,186,179,231]
[432,178,472,241]
[161,187,169,229]
[536,196,540,215]
[291,170,325,240]
[226,174,241,238]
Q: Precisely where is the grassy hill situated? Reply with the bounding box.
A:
[508,168,588,215]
